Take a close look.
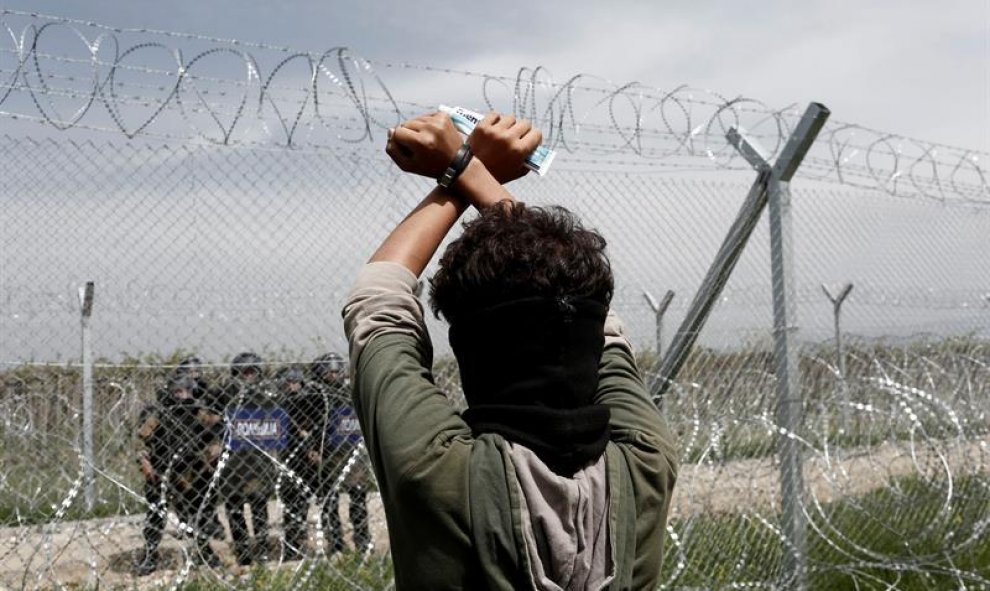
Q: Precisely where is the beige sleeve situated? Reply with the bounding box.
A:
[342,261,432,367]
[604,308,633,351]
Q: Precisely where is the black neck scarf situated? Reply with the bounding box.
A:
[449,296,611,476]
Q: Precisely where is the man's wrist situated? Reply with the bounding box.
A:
[453,157,514,209]
[437,143,473,188]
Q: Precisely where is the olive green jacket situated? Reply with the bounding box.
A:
[343,262,678,590]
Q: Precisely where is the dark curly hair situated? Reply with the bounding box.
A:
[429,201,614,322]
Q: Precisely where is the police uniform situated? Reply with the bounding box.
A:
[170,358,225,540]
[212,357,289,566]
[280,374,332,557]
[133,377,222,574]
[314,378,372,554]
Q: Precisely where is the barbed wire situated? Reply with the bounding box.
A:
[2,346,988,588]
[1,8,988,590]
[0,9,986,203]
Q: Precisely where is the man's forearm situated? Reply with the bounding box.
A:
[368,159,516,277]
[452,157,516,209]
[368,187,467,277]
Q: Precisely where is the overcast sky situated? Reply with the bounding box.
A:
[1,0,987,361]
[3,0,988,151]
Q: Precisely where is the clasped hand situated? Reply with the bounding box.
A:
[385,111,542,185]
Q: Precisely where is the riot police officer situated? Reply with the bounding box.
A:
[278,365,331,560]
[310,352,372,555]
[133,376,223,575]
[171,355,224,539]
[213,352,289,566]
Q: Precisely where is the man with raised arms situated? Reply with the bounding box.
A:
[343,111,678,589]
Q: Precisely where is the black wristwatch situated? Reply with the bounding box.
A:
[437,143,473,188]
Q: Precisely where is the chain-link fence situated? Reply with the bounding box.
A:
[1,10,989,590]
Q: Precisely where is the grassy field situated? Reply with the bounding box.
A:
[175,553,394,591]
[661,475,990,590]
[1,338,987,589]
[152,475,989,591]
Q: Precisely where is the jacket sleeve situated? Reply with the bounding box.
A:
[342,262,472,489]
[595,310,676,447]
[595,310,679,587]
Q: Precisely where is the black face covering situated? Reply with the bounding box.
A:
[450,296,611,476]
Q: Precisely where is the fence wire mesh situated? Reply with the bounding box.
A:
[1,9,989,591]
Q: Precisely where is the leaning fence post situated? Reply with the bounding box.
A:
[642,289,675,399]
[657,105,828,402]
[728,104,830,591]
[822,282,854,431]
[656,166,771,398]
[78,281,95,512]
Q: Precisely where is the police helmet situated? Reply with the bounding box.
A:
[275,366,306,387]
[175,356,204,376]
[230,352,263,379]
[310,352,346,382]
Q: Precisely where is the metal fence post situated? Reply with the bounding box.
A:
[657,104,830,408]
[652,101,829,587]
[767,174,807,590]
[642,289,675,359]
[727,104,830,590]
[78,281,95,511]
[822,282,854,431]
[643,289,675,399]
